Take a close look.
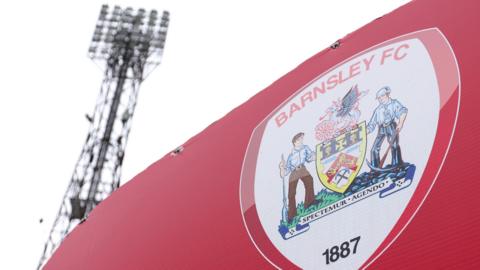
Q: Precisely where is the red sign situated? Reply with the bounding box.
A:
[45,1,480,269]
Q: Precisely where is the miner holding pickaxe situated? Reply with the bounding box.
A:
[366,86,408,171]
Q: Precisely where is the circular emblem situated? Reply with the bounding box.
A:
[240,28,460,269]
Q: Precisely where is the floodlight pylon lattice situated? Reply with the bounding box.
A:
[37,5,169,269]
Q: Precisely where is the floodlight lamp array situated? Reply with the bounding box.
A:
[88,5,169,63]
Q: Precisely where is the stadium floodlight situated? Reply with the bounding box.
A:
[87,5,169,77]
[37,5,169,269]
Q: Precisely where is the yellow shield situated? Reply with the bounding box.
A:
[315,122,367,193]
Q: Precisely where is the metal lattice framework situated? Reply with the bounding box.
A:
[38,5,169,269]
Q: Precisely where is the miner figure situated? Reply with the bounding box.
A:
[367,86,408,168]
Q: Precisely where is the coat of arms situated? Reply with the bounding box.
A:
[277,85,416,240]
[316,122,366,193]
[239,29,460,269]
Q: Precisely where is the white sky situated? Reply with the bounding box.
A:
[0,0,409,269]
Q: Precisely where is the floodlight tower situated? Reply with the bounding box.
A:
[37,5,169,269]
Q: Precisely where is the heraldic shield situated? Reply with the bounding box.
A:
[316,122,367,193]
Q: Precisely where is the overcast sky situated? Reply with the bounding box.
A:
[0,0,409,268]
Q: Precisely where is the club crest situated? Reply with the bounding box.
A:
[240,28,460,269]
[316,122,367,193]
